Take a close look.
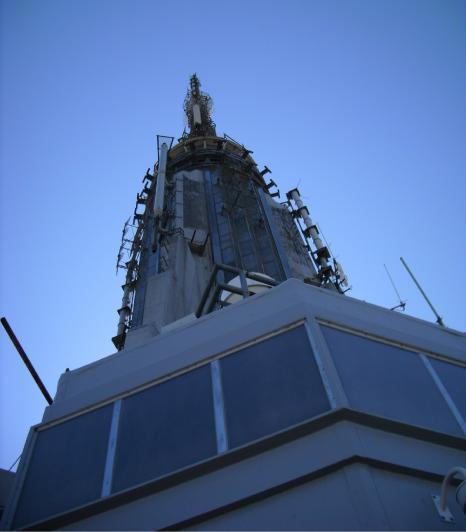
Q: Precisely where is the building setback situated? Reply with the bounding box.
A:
[2,76,465,531]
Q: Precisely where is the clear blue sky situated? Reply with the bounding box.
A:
[1,0,465,470]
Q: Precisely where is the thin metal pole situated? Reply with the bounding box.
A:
[195,264,219,318]
[383,264,405,311]
[8,453,21,471]
[399,257,445,327]
[1,317,53,404]
[384,264,402,303]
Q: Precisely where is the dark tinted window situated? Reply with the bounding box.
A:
[183,177,207,230]
[13,405,113,529]
[320,325,462,435]
[221,326,330,448]
[113,365,217,492]
[430,358,466,421]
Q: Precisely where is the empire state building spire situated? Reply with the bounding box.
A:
[110,75,348,352]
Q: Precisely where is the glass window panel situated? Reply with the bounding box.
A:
[320,325,462,435]
[113,365,217,493]
[430,358,466,421]
[221,325,330,448]
[13,405,113,529]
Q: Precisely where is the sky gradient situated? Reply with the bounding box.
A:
[1,0,465,470]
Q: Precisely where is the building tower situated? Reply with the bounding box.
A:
[112,74,346,352]
[2,77,465,531]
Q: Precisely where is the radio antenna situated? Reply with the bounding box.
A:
[383,264,406,311]
[400,257,445,327]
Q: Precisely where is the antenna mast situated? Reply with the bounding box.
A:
[383,264,406,311]
[183,74,216,137]
[400,256,445,327]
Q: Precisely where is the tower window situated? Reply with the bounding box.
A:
[112,365,217,493]
[320,325,463,436]
[220,325,330,448]
[13,405,113,529]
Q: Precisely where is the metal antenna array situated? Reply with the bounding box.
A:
[183,74,216,137]
[112,167,157,349]
[113,135,175,350]
[286,188,348,292]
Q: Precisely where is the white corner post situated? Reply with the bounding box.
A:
[154,142,169,218]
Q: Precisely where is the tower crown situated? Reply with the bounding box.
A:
[111,75,348,351]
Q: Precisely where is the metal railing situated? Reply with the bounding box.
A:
[195,263,279,318]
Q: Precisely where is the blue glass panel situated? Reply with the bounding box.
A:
[221,325,330,448]
[13,405,112,528]
[320,325,462,435]
[430,358,466,421]
[112,365,217,493]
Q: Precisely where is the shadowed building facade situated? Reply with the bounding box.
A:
[2,76,465,531]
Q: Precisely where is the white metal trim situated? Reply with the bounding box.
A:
[304,320,349,409]
[210,360,228,453]
[101,399,122,497]
[303,320,338,409]
[420,354,466,436]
